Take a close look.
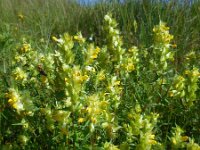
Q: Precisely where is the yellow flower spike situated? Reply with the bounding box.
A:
[8,99,15,105]
[73,32,85,43]
[126,63,135,72]
[73,35,80,41]
[172,137,177,145]
[192,68,200,77]
[52,36,58,42]
[149,134,155,139]
[128,46,138,53]
[82,75,89,81]
[12,101,24,111]
[95,46,100,53]
[114,80,120,86]
[153,21,174,46]
[91,46,101,59]
[97,71,106,81]
[99,75,105,81]
[91,117,97,124]
[181,136,189,142]
[78,118,85,124]
[21,43,31,53]
[86,107,92,113]
[100,101,109,108]
[148,139,157,145]
[91,53,98,59]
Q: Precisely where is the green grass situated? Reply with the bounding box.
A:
[1,0,199,77]
[0,0,199,50]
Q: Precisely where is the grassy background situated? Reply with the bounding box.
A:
[0,0,199,51]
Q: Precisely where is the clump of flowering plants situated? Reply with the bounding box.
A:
[0,13,199,149]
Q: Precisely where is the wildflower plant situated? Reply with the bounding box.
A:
[0,13,199,149]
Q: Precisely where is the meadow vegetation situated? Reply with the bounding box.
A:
[0,0,200,149]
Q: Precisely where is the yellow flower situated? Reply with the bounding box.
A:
[168,90,175,97]
[82,75,89,81]
[18,13,24,20]
[192,68,200,77]
[181,136,189,142]
[91,47,100,59]
[100,101,109,108]
[97,71,106,81]
[6,88,24,112]
[171,44,177,48]
[153,21,173,45]
[8,98,16,105]
[12,101,24,111]
[102,122,109,129]
[8,98,24,112]
[91,117,97,123]
[114,80,120,86]
[52,36,58,42]
[64,77,69,84]
[172,137,177,145]
[148,139,157,145]
[78,118,85,123]
[126,63,135,72]
[87,107,92,113]
[21,43,31,53]
[52,110,70,122]
[128,46,138,53]
[73,32,85,43]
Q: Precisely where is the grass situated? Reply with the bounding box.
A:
[0,0,199,49]
[1,0,199,75]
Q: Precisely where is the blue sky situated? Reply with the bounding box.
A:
[78,0,194,5]
[78,0,100,5]
[77,0,124,5]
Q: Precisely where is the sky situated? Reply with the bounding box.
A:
[78,0,100,5]
[77,0,194,5]
[77,0,125,5]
